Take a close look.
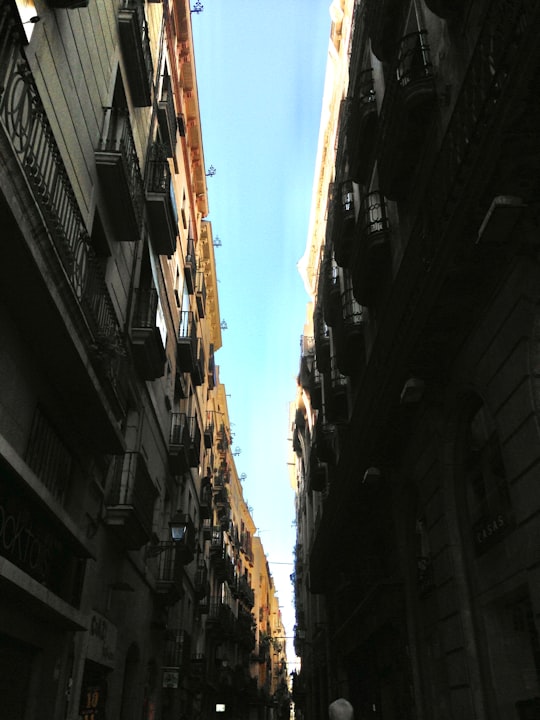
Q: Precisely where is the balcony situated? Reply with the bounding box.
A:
[366,0,404,63]
[157,74,178,157]
[174,371,189,401]
[130,287,166,380]
[322,254,342,327]
[314,306,331,374]
[169,412,191,474]
[195,561,209,600]
[208,345,216,389]
[309,363,323,411]
[192,338,206,386]
[195,270,207,317]
[187,415,202,467]
[0,22,128,445]
[177,311,197,372]
[204,420,214,449]
[236,607,256,651]
[95,107,144,242]
[351,191,391,306]
[210,527,228,581]
[378,31,436,200]
[323,356,349,424]
[299,335,315,390]
[334,287,365,377]
[314,417,338,466]
[118,0,153,107]
[145,143,178,256]
[154,542,185,604]
[184,234,196,294]
[307,445,327,493]
[164,629,191,669]
[330,181,357,269]
[200,476,212,519]
[207,599,236,638]
[347,70,378,183]
[237,576,255,608]
[190,655,207,684]
[105,452,157,549]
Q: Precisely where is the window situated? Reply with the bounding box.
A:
[464,403,514,554]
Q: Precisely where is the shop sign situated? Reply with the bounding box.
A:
[0,474,80,602]
[472,510,513,554]
[87,611,117,668]
[162,668,179,688]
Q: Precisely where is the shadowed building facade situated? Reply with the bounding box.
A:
[292,1,540,719]
[0,2,286,719]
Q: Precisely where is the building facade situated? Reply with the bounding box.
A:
[0,1,286,719]
[292,1,540,719]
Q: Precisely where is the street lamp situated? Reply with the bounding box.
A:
[146,511,190,557]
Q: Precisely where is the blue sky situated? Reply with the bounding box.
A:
[192,1,331,665]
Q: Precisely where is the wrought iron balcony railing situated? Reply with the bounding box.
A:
[195,270,207,317]
[331,180,357,269]
[157,73,177,157]
[204,420,214,449]
[333,284,365,377]
[377,30,436,200]
[351,191,390,306]
[396,30,434,95]
[130,287,166,380]
[0,8,128,423]
[208,344,216,389]
[184,233,196,293]
[187,415,202,467]
[314,304,331,375]
[105,452,157,549]
[192,337,206,387]
[169,412,191,474]
[177,310,197,372]
[154,542,185,603]
[346,69,378,183]
[145,142,178,256]
[95,106,145,241]
[118,0,153,107]
[322,253,342,328]
[164,629,192,669]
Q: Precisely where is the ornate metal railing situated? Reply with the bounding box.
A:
[132,287,159,328]
[396,30,433,89]
[428,0,538,225]
[107,452,157,537]
[97,106,145,226]
[0,3,128,415]
[360,191,389,237]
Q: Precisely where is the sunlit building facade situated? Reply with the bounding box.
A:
[0,1,282,719]
[292,1,540,719]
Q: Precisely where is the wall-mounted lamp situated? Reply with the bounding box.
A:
[146,511,189,557]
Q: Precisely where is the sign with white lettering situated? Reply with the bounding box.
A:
[86,612,117,668]
[0,472,83,604]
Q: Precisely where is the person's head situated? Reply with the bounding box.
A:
[329,698,354,720]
